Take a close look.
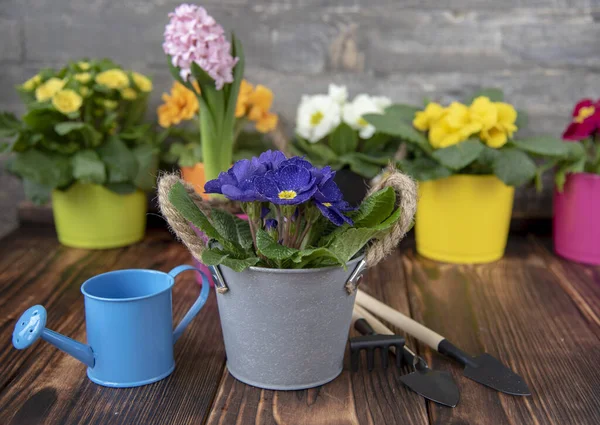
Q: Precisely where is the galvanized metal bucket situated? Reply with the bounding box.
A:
[215,256,364,390]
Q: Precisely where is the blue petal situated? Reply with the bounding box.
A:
[316,202,354,226]
[315,178,343,203]
[276,165,312,190]
[254,176,280,199]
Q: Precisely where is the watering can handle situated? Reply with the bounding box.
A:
[168,265,211,343]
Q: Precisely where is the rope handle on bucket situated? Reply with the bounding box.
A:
[157,167,418,295]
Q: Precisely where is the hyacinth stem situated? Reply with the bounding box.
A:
[198,102,234,185]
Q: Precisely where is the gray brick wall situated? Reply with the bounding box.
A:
[1,0,599,236]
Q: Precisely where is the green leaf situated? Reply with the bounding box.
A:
[364,113,431,153]
[492,148,537,186]
[352,186,396,228]
[71,150,106,184]
[326,227,379,264]
[329,123,358,156]
[105,182,137,194]
[509,136,570,158]
[210,209,253,253]
[466,88,504,103]
[397,157,452,181]
[291,247,344,268]
[384,104,420,122]
[339,152,384,179]
[294,137,338,164]
[361,133,392,153]
[132,144,158,192]
[431,139,485,170]
[9,150,71,188]
[201,248,260,272]
[97,136,139,183]
[0,112,22,138]
[256,228,299,261]
[23,179,52,205]
[168,181,221,241]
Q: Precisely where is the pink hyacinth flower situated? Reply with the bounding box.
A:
[163,4,238,90]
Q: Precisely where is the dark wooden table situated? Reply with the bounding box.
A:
[1,227,599,424]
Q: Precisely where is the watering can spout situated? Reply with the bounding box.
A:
[12,305,95,368]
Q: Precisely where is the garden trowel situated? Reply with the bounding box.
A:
[351,305,460,408]
[355,290,531,396]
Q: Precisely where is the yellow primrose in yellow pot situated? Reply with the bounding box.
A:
[0,59,160,249]
[365,88,572,263]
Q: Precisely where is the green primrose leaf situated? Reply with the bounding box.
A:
[23,179,52,205]
[509,136,571,158]
[364,112,431,153]
[492,147,537,186]
[431,139,485,170]
[339,152,384,179]
[256,228,299,261]
[329,123,358,156]
[105,182,137,194]
[352,186,396,228]
[168,181,221,241]
[397,157,452,182]
[291,247,345,269]
[201,248,260,272]
[210,209,253,253]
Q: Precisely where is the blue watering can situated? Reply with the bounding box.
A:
[12,265,210,388]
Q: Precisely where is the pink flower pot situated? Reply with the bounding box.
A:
[192,214,249,286]
[553,173,600,265]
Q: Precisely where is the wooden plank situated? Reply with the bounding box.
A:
[403,237,600,425]
[0,229,226,425]
[205,252,429,425]
[530,235,600,334]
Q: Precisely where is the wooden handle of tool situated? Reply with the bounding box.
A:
[355,290,445,350]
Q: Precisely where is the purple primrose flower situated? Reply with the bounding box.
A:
[254,164,318,205]
[204,150,353,225]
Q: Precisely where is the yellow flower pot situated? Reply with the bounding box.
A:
[52,184,147,249]
[415,175,515,264]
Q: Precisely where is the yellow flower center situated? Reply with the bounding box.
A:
[310,111,324,126]
[278,190,297,200]
[574,106,595,124]
[323,202,332,207]
[358,117,368,127]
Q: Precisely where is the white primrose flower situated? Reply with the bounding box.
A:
[343,94,391,139]
[296,94,342,143]
[328,84,348,105]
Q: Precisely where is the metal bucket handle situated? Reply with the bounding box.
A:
[157,168,418,295]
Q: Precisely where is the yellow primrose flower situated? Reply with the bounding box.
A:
[96,69,129,90]
[429,102,482,149]
[480,102,518,148]
[35,78,66,102]
[78,61,91,71]
[121,87,138,100]
[74,72,91,84]
[132,72,152,92]
[247,85,274,121]
[79,86,90,97]
[235,79,254,118]
[52,89,83,114]
[157,81,200,128]
[103,99,118,110]
[469,96,497,128]
[21,74,42,91]
[255,112,278,133]
[413,102,444,131]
